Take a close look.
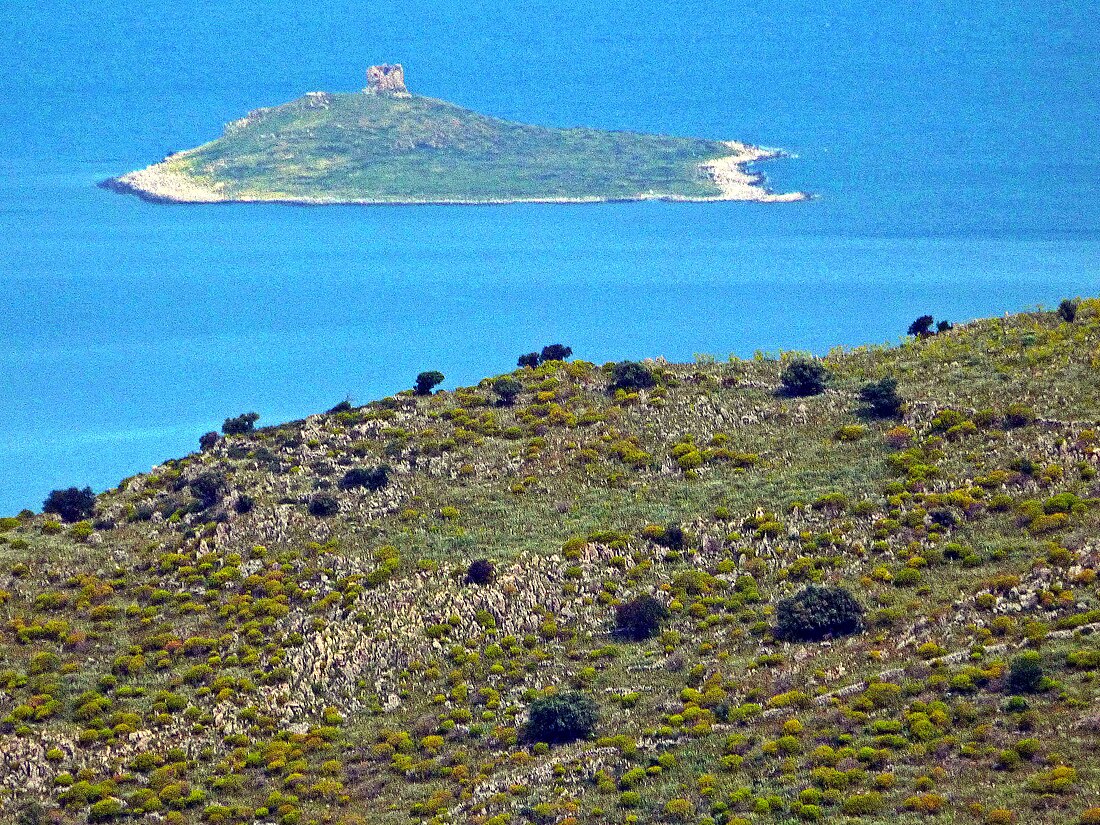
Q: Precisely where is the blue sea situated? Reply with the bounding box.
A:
[0,0,1097,514]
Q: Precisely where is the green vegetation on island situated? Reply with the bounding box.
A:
[3,298,1100,824]
[104,65,807,205]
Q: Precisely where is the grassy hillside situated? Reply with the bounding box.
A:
[151,93,734,202]
[2,300,1100,825]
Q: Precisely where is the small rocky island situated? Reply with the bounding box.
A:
[104,65,808,205]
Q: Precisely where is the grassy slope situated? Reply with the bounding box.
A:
[1,301,1100,824]
[168,94,731,201]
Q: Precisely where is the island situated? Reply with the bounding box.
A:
[103,64,809,205]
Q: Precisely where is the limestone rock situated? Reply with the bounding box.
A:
[366,64,410,97]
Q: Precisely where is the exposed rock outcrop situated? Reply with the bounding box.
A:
[365,63,410,96]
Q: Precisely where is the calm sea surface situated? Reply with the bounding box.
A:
[0,0,1097,513]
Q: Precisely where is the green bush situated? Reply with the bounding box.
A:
[1058,298,1079,322]
[779,359,829,397]
[858,377,902,417]
[414,371,445,395]
[1008,652,1045,694]
[221,412,259,435]
[609,361,656,392]
[775,585,864,642]
[525,691,598,744]
[492,377,523,406]
[340,466,390,491]
[43,487,96,523]
[614,595,670,641]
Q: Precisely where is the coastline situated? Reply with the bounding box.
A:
[101,141,811,206]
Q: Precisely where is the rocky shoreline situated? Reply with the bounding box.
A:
[101,142,810,206]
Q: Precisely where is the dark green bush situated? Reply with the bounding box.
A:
[908,315,935,337]
[609,361,656,392]
[222,412,259,435]
[775,585,864,642]
[340,466,390,491]
[615,594,670,641]
[517,352,541,369]
[540,344,573,362]
[198,431,220,451]
[525,691,598,744]
[43,487,96,523]
[1008,652,1045,694]
[859,377,902,417]
[189,472,227,509]
[1058,298,1079,323]
[779,359,829,397]
[307,495,339,517]
[465,558,496,585]
[414,371,445,395]
[492,377,523,406]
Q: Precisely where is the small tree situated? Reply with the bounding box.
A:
[198,431,220,451]
[859,377,903,417]
[307,494,339,517]
[1008,652,1045,694]
[525,691,598,744]
[340,466,390,491]
[615,594,670,641]
[414,371,444,396]
[222,412,259,435]
[517,352,541,369]
[780,359,829,397]
[936,320,953,333]
[540,344,573,362]
[775,585,864,642]
[465,558,496,585]
[609,361,656,392]
[908,315,935,337]
[1058,298,1079,323]
[492,377,523,406]
[327,399,353,414]
[190,472,226,509]
[43,487,96,523]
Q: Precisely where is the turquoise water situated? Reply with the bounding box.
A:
[0,0,1098,513]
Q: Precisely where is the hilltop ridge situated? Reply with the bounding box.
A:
[103,66,809,205]
[1,300,1100,823]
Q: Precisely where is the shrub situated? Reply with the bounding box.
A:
[908,315,935,337]
[664,799,695,821]
[1004,403,1035,428]
[308,495,339,518]
[234,495,254,514]
[615,595,670,641]
[775,585,864,642]
[465,559,496,585]
[190,472,227,508]
[859,377,902,417]
[1058,298,1079,323]
[540,344,573,362]
[1008,652,1044,694]
[43,487,96,523]
[936,320,953,332]
[779,359,829,397]
[222,412,259,435]
[198,431,220,451]
[414,371,445,395]
[609,361,656,392]
[1080,808,1100,825]
[517,352,541,369]
[842,792,883,815]
[340,466,390,491]
[492,377,523,406]
[525,692,598,744]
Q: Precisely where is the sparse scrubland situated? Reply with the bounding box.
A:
[2,300,1100,824]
